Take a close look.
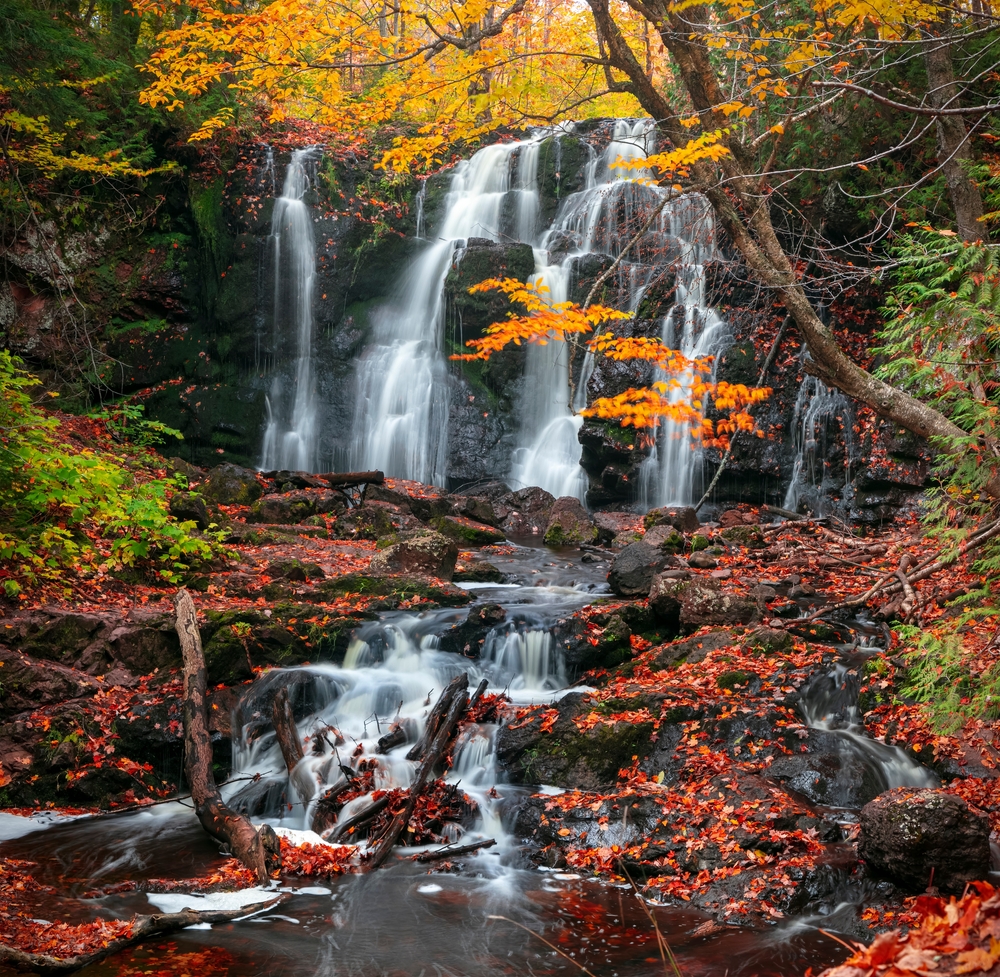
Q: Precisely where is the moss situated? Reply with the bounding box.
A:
[189,176,229,269]
[719,525,765,548]
[691,534,710,552]
[717,670,752,690]
[432,515,505,545]
[532,719,656,785]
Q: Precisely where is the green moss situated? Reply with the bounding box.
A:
[691,534,710,552]
[717,670,751,690]
[432,515,505,545]
[719,525,765,548]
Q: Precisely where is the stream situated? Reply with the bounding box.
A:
[0,540,935,977]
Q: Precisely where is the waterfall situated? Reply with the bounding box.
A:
[640,194,730,508]
[349,141,540,484]
[510,120,676,502]
[783,369,853,514]
[260,147,321,472]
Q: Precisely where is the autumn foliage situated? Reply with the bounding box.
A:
[451,277,772,446]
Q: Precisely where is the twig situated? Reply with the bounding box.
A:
[414,837,496,862]
[487,916,600,977]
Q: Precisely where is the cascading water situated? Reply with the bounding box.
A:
[639,196,730,508]
[349,141,540,485]
[260,148,321,472]
[349,120,733,501]
[783,370,854,514]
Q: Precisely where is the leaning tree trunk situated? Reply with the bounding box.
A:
[175,589,280,883]
[923,22,986,242]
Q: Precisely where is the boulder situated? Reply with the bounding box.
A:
[368,529,459,580]
[644,505,700,534]
[453,561,505,583]
[266,559,326,581]
[168,491,210,530]
[607,542,677,597]
[452,495,500,527]
[858,788,989,893]
[433,514,506,545]
[199,463,263,505]
[592,511,642,546]
[543,497,598,546]
[248,489,345,525]
[495,486,556,535]
[0,646,101,717]
[649,575,760,630]
[719,524,766,548]
[642,525,684,553]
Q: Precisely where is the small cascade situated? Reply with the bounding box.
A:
[797,660,936,806]
[783,369,854,514]
[640,197,730,508]
[260,147,322,472]
[349,140,540,485]
[225,607,571,854]
[511,120,677,501]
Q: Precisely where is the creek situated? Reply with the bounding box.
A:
[0,541,936,977]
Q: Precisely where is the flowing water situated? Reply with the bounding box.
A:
[347,121,734,504]
[782,370,854,515]
[261,148,322,473]
[0,545,940,977]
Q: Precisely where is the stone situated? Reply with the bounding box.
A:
[453,561,505,583]
[0,646,101,718]
[642,525,684,553]
[266,559,326,581]
[248,489,345,525]
[644,505,700,534]
[720,524,766,547]
[607,542,677,597]
[451,495,499,527]
[649,575,759,630]
[592,511,642,546]
[368,530,459,580]
[168,491,210,530]
[740,626,793,655]
[858,788,990,893]
[199,463,263,505]
[495,486,556,536]
[543,497,598,546]
[719,509,746,527]
[433,515,506,545]
[688,551,718,569]
[611,530,643,550]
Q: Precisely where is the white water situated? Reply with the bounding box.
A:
[348,120,732,502]
[799,662,935,796]
[639,196,730,508]
[225,604,575,858]
[349,141,541,485]
[261,148,321,472]
[783,369,854,514]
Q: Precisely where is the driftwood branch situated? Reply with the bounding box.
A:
[0,899,281,975]
[271,687,305,772]
[366,681,471,870]
[414,838,496,862]
[327,794,391,841]
[315,470,385,487]
[175,589,280,883]
[406,674,469,761]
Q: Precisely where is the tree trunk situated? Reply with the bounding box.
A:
[175,589,280,883]
[923,26,986,242]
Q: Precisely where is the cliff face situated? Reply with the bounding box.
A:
[0,125,929,519]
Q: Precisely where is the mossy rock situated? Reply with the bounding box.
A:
[432,515,506,545]
[690,534,710,553]
[717,670,753,690]
[453,561,505,583]
[719,524,765,548]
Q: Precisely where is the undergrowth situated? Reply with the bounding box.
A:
[0,351,214,595]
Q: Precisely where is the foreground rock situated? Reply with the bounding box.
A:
[368,529,459,580]
[198,463,264,505]
[543,497,598,546]
[607,541,678,596]
[858,787,990,892]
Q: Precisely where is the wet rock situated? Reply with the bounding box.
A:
[543,497,598,546]
[740,626,793,655]
[644,505,700,534]
[495,486,556,535]
[858,787,990,893]
[0,647,101,717]
[719,524,766,547]
[329,502,407,539]
[453,561,505,583]
[199,463,264,505]
[451,495,500,527]
[768,736,887,808]
[688,551,718,569]
[266,559,326,581]
[248,489,345,525]
[648,575,759,631]
[592,511,641,546]
[496,693,657,789]
[433,514,506,545]
[368,530,459,580]
[607,542,678,597]
[648,628,737,669]
[168,491,210,530]
[642,525,684,553]
[438,602,506,655]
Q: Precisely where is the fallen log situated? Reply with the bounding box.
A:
[414,838,496,862]
[406,674,469,761]
[327,794,391,841]
[175,589,279,883]
[311,777,354,834]
[376,724,407,754]
[0,899,281,975]
[271,687,305,772]
[367,683,471,870]
[315,470,385,487]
